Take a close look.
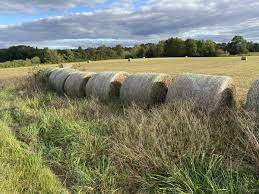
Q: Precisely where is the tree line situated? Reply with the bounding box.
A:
[0,36,258,67]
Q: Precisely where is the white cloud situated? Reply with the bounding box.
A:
[0,0,106,13]
[0,0,259,48]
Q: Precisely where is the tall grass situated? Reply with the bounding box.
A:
[0,118,67,193]
[0,75,259,193]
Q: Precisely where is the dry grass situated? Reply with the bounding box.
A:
[1,56,259,101]
[79,57,259,102]
[0,75,259,192]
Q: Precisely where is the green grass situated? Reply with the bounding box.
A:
[249,52,259,56]
[0,76,259,193]
[0,117,67,193]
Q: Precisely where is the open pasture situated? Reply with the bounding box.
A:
[1,56,259,101]
[82,57,259,101]
[1,56,259,193]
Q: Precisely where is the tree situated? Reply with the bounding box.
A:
[114,45,124,58]
[227,36,248,55]
[41,48,63,63]
[156,41,165,57]
[63,49,75,62]
[185,39,198,57]
[164,37,186,57]
[204,40,217,57]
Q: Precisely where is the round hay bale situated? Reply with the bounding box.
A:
[85,71,129,101]
[49,68,76,94]
[49,68,64,87]
[246,80,259,112]
[241,56,247,61]
[64,71,96,98]
[38,68,57,84]
[120,73,172,105]
[165,73,236,111]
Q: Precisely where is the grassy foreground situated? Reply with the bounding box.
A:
[0,74,259,193]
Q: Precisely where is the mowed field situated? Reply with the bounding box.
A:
[1,56,259,193]
[1,56,259,101]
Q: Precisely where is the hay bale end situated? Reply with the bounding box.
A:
[49,68,76,94]
[165,73,236,111]
[120,73,172,106]
[241,56,247,61]
[85,71,129,101]
[64,71,96,97]
[38,68,58,84]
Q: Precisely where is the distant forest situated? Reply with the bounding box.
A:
[0,35,258,68]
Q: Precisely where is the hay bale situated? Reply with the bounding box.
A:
[241,56,247,61]
[246,80,259,112]
[120,73,172,105]
[64,71,96,98]
[49,68,76,93]
[165,73,236,111]
[49,68,64,88]
[85,71,129,101]
[38,68,57,84]
[128,58,132,62]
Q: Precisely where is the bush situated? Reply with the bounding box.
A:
[0,58,39,68]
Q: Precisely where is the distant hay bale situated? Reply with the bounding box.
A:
[49,68,76,94]
[60,63,74,68]
[85,71,129,101]
[128,58,132,62]
[246,80,259,113]
[165,73,236,111]
[241,56,247,61]
[120,73,172,105]
[64,71,96,98]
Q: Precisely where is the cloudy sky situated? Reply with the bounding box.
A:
[0,0,259,49]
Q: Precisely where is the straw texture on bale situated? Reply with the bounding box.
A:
[166,73,236,111]
[64,71,96,97]
[120,73,172,105]
[85,71,129,101]
[38,68,57,84]
[49,68,75,94]
[241,56,247,61]
[246,80,259,112]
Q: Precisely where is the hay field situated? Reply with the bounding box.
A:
[81,57,259,101]
[1,56,258,100]
[1,57,259,193]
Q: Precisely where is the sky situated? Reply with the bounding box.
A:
[0,0,259,49]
